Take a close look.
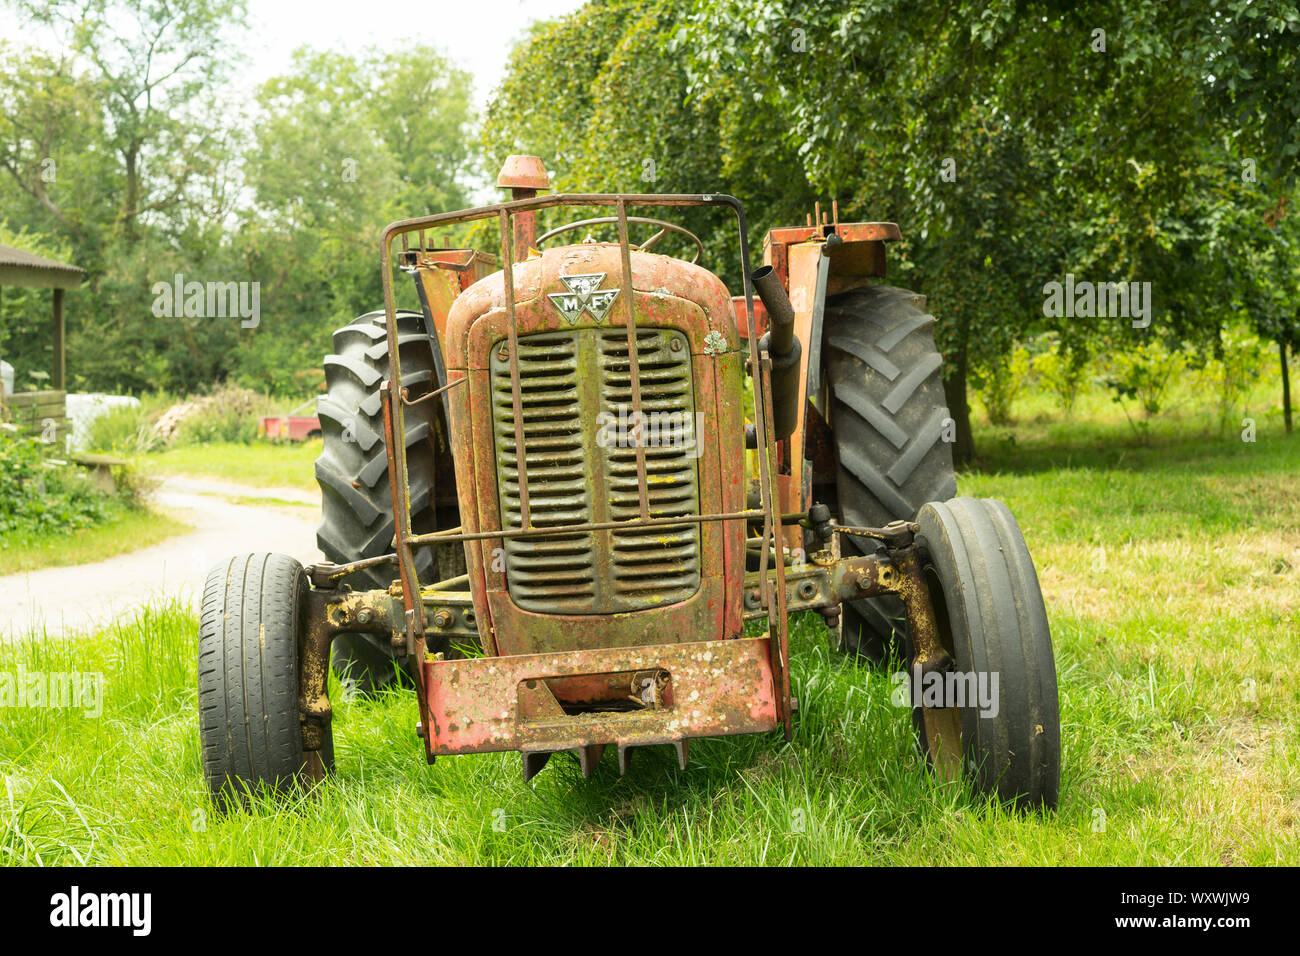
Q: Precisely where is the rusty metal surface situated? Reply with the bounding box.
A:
[536,215,705,264]
[829,545,962,777]
[615,200,651,521]
[740,564,834,620]
[768,221,901,246]
[497,154,551,191]
[497,209,532,529]
[731,295,768,339]
[489,326,702,614]
[893,545,962,778]
[371,186,807,767]
[757,352,792,737]
[444,241,747,654]
[423,637,780,756]
[299,587,402,752]
[497,156,550,258]
[379,380,425,655]
[408,508,763,546]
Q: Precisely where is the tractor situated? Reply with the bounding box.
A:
[197,156,1060,810]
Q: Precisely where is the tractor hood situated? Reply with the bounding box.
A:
[444,243,740,371]
[439,241,748,658]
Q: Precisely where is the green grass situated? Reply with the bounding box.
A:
[0,505,191,575]
[145,440,321,493]
[3,381,1298,865]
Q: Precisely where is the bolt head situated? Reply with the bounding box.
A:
[357,608,372,624]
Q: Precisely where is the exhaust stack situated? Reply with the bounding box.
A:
[750,265,802,440]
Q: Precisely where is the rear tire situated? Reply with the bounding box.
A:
[314,310,463,692]
[198,553,334,812]
[911,498,1060,811]
[822,285,956,660]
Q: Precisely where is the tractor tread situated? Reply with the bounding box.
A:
[314,309,464,693]
[822,283,956,660]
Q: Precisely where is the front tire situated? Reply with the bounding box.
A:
[198,553,334,811]
[911,498,1061,810]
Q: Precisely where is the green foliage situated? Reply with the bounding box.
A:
[975,345,1031,426]
[1194,329,1266,433]
[482,0,777,289]
[0,427,109,533]
[84,404,165,456]
[2,0,1297,433]
[1032,335,1089,415]
[4,403,1300,863]
[172,385,269,445]
[0,1,476,396]
[228,43,477,395]
[1102,339,1188,423]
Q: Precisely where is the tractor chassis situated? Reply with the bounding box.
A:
[299,524,949,778]
[292,190,949,780]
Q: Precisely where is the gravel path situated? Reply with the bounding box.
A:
[0,475,323,640]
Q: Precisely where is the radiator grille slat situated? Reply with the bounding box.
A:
[492,333,593,603]
[491,327,701,614]
[598,330,701,609]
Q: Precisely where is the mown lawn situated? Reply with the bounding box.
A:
[2,398,1297,865]
[145,440,321,494]
[0,505,191,575]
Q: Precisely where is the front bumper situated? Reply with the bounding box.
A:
[421,637,780,764]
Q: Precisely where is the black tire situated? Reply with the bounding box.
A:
[314,309,463,692]
[198,553,334,811]
[822,285,956,660]
[911,497,1060,811]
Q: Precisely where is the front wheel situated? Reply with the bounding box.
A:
[198,553,334,811]
[909,497,1060,811]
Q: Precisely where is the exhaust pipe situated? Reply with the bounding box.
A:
[750,265,802,440]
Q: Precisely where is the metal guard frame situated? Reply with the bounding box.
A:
[378,192,793,738]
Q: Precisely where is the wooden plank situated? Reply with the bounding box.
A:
[5,389,67,406]
[52,288,65,390]
[8,397,65,413]
[1,386,65,445]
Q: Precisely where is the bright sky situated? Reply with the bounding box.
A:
[0,0,587,110]
[239,0,587,109]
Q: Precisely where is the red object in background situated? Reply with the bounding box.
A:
[258,415,321,442]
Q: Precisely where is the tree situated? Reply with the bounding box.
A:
[232,45,478,394]
[0,0,250,392]
[487,0,1294,462]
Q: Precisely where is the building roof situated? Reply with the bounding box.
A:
[0,243,85,290]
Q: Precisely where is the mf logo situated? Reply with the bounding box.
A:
[548,273,620,324]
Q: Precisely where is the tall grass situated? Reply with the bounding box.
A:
[3,364,1296,865]
[3,406,1297,865]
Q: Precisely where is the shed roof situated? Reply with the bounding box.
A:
[0,243,85,290]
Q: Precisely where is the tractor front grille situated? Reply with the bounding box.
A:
[491,327,701,614]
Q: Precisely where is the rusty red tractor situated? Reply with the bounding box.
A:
[198,156,1060,811]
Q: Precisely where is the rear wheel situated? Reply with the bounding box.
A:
[910,497,1060,810]
[198,553,334,811]
[314,310,464,692]
[821,285,956,660]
